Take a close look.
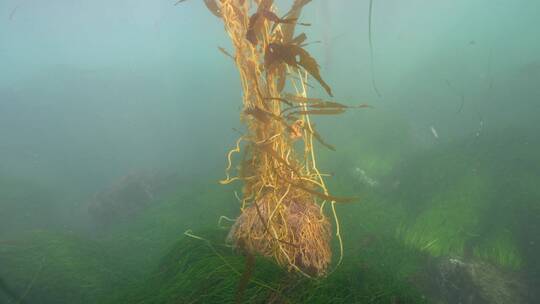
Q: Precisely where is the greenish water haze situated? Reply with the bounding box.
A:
[1,0,539,303]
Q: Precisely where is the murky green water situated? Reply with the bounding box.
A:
[1,0,539,303]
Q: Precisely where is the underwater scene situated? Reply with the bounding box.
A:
[1,0,539,303]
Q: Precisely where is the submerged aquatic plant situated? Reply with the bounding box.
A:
[0,230,128,304]
[180,0,369,278]
[391,138,535,272]
[368,0,382,97]
[111,230,427,304]
[395,174,486,258]
[473,230,523,270]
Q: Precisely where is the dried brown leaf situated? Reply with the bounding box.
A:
[282,0,312,42]
[203,0,221,17]
[291,109,346,116]
[265,43,332,96]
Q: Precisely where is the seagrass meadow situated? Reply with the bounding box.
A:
[1,0,540,303]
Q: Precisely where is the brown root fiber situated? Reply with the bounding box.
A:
[227,193,332,277]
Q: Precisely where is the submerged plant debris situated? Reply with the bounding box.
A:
[181,0,372,279]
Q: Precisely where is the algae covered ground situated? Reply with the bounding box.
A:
[0,172,430,303]
[1,112,539,303]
